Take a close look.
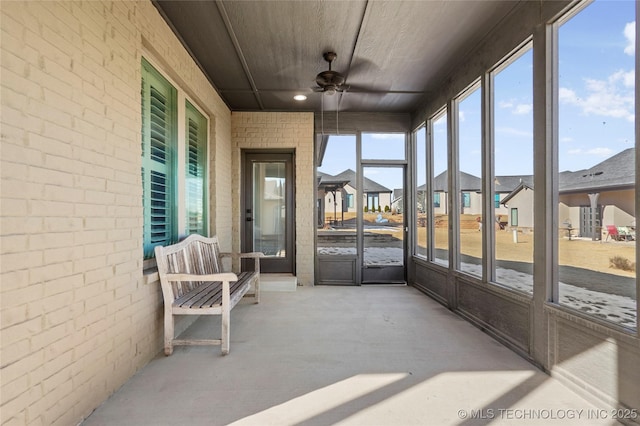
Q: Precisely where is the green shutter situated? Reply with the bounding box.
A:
[185,100,207,235]
[141,58,177,258]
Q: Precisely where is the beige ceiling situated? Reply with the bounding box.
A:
[154,0,521,114]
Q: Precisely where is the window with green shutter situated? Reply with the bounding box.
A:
[141,58,177,258]
[185,100,207,235]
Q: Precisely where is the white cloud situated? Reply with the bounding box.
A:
[498,99,531,115]
[559,87,579,104]
[514,103,533,115]
[458,110,466,122]
[566,147,614,157]
[560,136,574,143]
[559,69,635,122]
[618,69,635,88]
[624,21,635,56]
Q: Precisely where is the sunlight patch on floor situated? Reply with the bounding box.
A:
[228,373,409,425]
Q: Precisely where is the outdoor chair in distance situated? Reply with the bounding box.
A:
[605,225,624,242]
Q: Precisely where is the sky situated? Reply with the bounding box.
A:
[319,0,636,191]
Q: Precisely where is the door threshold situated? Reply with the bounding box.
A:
[361,282,407,286]
[261,273,297,292]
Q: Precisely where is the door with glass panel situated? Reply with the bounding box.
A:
[242,152,294,273]
[361,166,406,283]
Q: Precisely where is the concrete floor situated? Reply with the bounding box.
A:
[83,286,619,426]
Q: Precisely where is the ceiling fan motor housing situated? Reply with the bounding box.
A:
[316,70,345,87]
[316,51,345,92]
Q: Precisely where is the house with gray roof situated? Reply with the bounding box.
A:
[410,149,633,238]
[317,169,393,226]
[501,148,635,238]
[415,171,532,218]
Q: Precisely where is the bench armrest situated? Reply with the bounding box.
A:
[164,272,238,282]
[220,252,264,273]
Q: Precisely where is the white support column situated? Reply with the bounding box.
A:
[587,193,600,241]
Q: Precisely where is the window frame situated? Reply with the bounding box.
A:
[551,0,637,331]
[413,123,428,259]
[427,106,449,266]
[488,40,534,292]
[453,79,483,277]
[141,56,210,259]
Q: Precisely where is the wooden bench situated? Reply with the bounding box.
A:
[154,234,263,355]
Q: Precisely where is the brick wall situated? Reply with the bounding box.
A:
[231,112,315,286]
[0,1,232,424]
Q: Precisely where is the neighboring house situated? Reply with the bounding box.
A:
[317,169,392,224]
[500,182,535,230]
[559,148,635,239]
[494,175,534,219]
[415,171,531,217]
[410,149,635,238]
[501,148,635,238]
[316,172,351,226]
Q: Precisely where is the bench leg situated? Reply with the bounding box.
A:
[254,277,260,304]
[164,308,174,356]
[221,305,230,355]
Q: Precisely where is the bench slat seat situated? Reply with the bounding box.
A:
[173,272,253,310]
[155,235,262,355]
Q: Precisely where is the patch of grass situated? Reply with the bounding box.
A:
[609,255,636,272]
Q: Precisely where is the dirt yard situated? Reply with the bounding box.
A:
[325,212,636,278]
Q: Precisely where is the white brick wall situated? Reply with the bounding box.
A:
[0,1,231,424]
[231,112,315,286]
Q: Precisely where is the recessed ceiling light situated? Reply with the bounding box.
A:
[293,95,307,101]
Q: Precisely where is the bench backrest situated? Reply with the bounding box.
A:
[154,234,224,298]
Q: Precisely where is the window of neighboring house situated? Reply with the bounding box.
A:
[433,193,441,208]
[415,125,427,258]
[347,193,354,209]
[557,0,636,330]
[367,193,380,211]
[510,208,518,227]
[141,58,209,259]
[462,192,471,208]
[494,193,501,208]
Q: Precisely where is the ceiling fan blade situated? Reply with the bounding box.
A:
[345,57,380,78]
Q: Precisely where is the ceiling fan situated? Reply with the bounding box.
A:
[314,52,348,135]
[315,52,348,95]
